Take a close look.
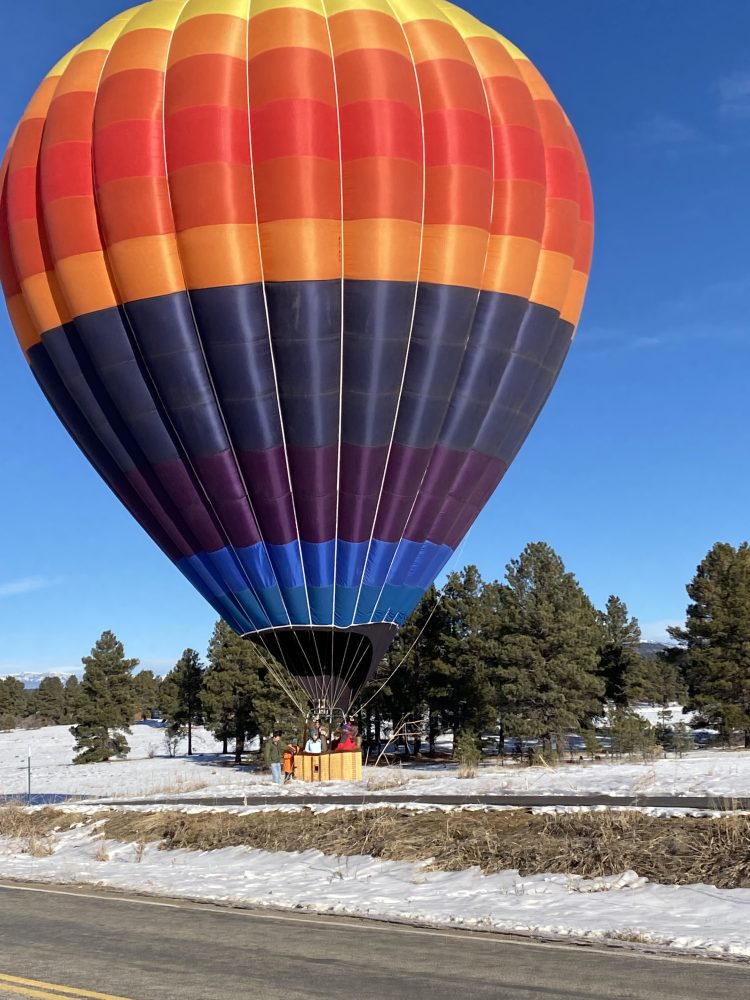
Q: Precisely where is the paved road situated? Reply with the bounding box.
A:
[103,792,750,810]
[0,882,747,1000]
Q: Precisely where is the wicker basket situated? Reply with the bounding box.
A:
[294,750,362,782]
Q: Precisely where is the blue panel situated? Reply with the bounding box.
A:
[300,539,335,588]
[362,539,399,588]
[309,584,334,625]
[263,541,305,589]
[333,584,358,626]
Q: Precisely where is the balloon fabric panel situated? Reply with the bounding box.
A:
[0,0,593,708]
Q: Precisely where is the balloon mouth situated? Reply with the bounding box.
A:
[244,622,398,712]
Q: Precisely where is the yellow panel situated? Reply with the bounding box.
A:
[515,59,556,103]
[437,2,496,39]
[530,248,573,311]
[179,0,249,23]
[494,33,527,61]
[120,0,185,33]
[56,253,120,317]
[250,0,325,15]
[387,0,444,22]
[326,0,394,15]
[77,7,145,53]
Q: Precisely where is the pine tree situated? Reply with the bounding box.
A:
[132,669,160,721]
[669,542,750,746]
[33,676,66,724]
[0,677,27,722]
[202,621,297,763]
[63,675,85,723]
[160,649,204,755]
[71,631,139,763]
[492,542,605,750]
[598,595,652,705]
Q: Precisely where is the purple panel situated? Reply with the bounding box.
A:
[238,446,297,545]
[286,443,337,542]
[193,450,262,548]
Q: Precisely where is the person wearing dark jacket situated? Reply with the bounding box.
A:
[265,731,283,785]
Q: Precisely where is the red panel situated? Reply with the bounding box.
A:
[94,120,166,184]
[168,162,257,229]
[492,125,546,183]
[340,100,422,163]
[165,106,251,170]
[41,143,93,202]
[248,47,336,106]
[423,108,492,171]
[6,166,37,222]
[545,146,578,201]
[250,98,338,163]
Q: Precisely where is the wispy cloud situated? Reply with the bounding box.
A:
[717,70,750,119]
[0,576,62,598]
[628,113,698,148]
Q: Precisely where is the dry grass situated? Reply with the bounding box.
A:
[0,805,72,858]
[94,807,750,889]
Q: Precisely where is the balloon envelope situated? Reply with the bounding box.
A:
[0,0,592,709]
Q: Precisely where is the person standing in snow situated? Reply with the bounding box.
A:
[265,731,283,785]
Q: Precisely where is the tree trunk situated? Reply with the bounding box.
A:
[745,728,750,749]
[222,733,228,755]
[187,716,192,757]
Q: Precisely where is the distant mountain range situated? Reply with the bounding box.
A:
[0,671,75,689]
[637,642,670,660]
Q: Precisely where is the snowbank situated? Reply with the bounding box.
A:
[0,823,748,959]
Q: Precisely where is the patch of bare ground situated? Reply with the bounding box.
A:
[94,808,750,888]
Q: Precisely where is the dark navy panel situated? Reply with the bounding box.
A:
[264,280,341,448]
[189,283,283,452]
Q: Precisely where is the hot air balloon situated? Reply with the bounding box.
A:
[0,0,592,715]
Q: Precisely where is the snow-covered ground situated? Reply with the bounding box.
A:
[1,724,750,800]
[0,820,748,959]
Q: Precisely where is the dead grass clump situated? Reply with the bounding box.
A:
[98,807,750,889]
[0,805,70,839]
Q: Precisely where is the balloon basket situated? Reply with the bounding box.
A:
[294,750,362,783]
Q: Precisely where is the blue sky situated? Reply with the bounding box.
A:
[0,1,748,675]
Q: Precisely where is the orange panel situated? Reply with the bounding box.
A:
[422,164,493,229]
[541,198,579,257]
[482,234,540,298]
[417,58,488,116]
[168,162,257,229]
[170,13,248,62]
[44,92,96,144]
[420,223,489,288]
[344,218,421,281]
[561,268,589,328]
[165,53,248,112]
[21,269,72,333]
[483,75,539,129]
[96,176,175,244]
[8,119,45,171]
[248,47,336,106]
[106,233,185,301]
[405,19,473,66]
[248,9,330,59]
[335,48,418,107]
[253,157,341,222]
[530,248,573,312]
[328,9,407,56]
[7,294,39,351]
[257,218,340,281]
[177,224,262,288]
[56,251,120,317]
[101,29,170,79]
[22,77,61,120]
[43,197,102,259]
[491,178,545,239]
[8,218,47,282]
[463,35,518,82]
[342,157,422,222]
[52,50,107,97]
[96,68,165,127]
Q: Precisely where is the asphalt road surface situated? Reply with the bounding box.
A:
[104,792,750,810]
[0,882,747,1000]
